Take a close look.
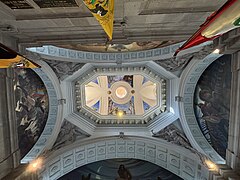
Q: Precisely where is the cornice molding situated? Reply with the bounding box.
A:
[26,41,211,64]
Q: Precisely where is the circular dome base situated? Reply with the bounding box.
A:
[110,81,132,104]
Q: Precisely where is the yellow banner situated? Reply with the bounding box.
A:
[0,43,40,68]
[0,56,39,68]
[83,0,114,40]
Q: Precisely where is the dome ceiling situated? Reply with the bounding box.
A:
[84,75,158,116]
[74,66,167,125]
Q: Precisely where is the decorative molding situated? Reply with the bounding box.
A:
[26,51,85,80]
[26,41,211,64]
[152,124,211,165]
[155,44,213,73]
[213,28,240,54]
[61,79,96,136]
[26,43,184,63]
[59,60,180,136]
[147,112,178,133]
[38,136,210,180]
[44,59,85,80]
[178,53,225,164]
[155,54,194,72]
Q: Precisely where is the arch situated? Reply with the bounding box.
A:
[178,53,225,164]
[39,136,209,180]
[21,60,64,163]
[26,42,185,63]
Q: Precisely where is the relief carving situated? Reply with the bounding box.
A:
[152,124,210,166]
[25,51,85,80]
[44,59,85,80]
[155,44,213,73]
[152,124,193,150]
[52,120,89,150]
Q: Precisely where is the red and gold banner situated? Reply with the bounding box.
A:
[83,0,114,40]
[174,0,240,56]
[0,43,40,68]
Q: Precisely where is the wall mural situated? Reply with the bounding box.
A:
[194,55,231,158]
[59,158,183,180]
[14,69,49,158]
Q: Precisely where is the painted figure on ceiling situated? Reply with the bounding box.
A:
[116,164,132,180]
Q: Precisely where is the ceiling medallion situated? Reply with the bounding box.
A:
[115,86,127,99]
[110,81,132,105]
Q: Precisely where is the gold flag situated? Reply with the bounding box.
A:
[83,0,114,40]
[0,43,40,68]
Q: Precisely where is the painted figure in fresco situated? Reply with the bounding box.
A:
[82,173,91,180]
[14,69,49,157]
[152,124,192,150]
[194,56,231,158]
[123,75,133,86]
[116,164,132,180]
[83,0,109,16]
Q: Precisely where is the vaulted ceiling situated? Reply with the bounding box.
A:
[1,0,236,179]
[0,0,227,48]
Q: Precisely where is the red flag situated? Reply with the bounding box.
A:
[174,0,240,56]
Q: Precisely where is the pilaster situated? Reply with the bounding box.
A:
[226,51,240,173]
[0,69,20,179]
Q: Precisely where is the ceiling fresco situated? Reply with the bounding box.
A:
[59,158,183,180]
[194,55,231,158]
[14,69,49,158]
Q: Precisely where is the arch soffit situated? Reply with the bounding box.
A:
[39,136,209,180]
[21,60,63,163]
[179,53,225,164]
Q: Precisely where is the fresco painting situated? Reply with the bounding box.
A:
[108,97,135,115]
[194,55,231,158]
[59,159,183,180]
[108,75,134,87]
[14,69,49,158]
